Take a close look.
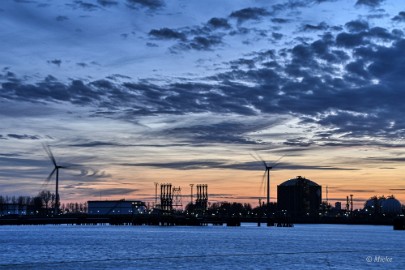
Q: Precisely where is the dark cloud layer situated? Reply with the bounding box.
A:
[86,187,138,197]
[392,11,405,22]
[207,17,231,29]
[65,0,163,11]
[126,0,164,10]
[355,0,385,7]
[1,1,404,151]
[7,134,40,140]
[120,160,357,171]
[149,28,186,41]
[229,7,270,23]
[2,24,405,147]
[97,0,118,7]
[68,1,100,11]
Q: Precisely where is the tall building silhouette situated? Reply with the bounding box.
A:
[277,176,322,218]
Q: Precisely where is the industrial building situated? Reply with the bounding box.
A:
[277,176,322,218]
[87,200,146,215]
[364,196,402,215]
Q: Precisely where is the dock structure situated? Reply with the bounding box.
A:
[393,217,405,230]
[0,213,294,227]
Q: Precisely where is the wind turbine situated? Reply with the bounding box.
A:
[252,153,284,218]
[43,144,67,215]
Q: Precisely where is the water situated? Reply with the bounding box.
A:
[0,224,404,269]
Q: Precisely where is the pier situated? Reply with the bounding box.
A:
[0,214,293,227]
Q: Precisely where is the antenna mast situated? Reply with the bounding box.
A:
[154,182,159,207]
[189,184,194,205]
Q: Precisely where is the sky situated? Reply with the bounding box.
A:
[1,0,405,208]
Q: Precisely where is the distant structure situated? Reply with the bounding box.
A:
[160,183,173,211]
[189,184,194,205]
[154,182,159,207]
[88,200,146,215]
[350,194,354,213]
[172,186,183,209]
[195,184,208,210]
[364,195,402,215]
[0,203,28,216]
[335,202,341,211]
[277,176,322,218]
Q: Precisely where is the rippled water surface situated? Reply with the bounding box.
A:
[0,224,404,269]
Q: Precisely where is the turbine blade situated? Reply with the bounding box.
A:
[43,143,57,167]
[255,152,269,167]
[271,155,286,168]
[259,171,266,195]
[255,152,264,162]
[60,164,81,170]
[250,153,260,161]
[46,168,57,183]
[251,152,268,169]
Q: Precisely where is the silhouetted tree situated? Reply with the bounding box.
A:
[38,190,52,213]
[32,196,44,214]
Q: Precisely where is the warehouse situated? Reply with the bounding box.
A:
[87,200,146,215]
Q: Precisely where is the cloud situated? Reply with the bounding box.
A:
[149,28,186,41]
[47,59,62,67]
[56,16,69,22]
[345,20,369,32]
[271,18,289,24]
[355,0,385,7]
[158,118,276,145]
[2,16,405,148]
[300,22,329,32]
[68,1,100,11]
[75,168,112,179]
[334,188,376,193]
[148,22,228,52]
[7,134,40,140]
[97,0,118,7]
[229,7,270,23]
[272,32,283,40]
[283,138,314,147]
[176,35,223,51]
[336,32,366,47]
[70,141,125,147]
[69,140,190,148]
[126,0,164,10]
[13,0,37,3]
[366,157,405,163]
[86,188,139,197]
[120,159,358,171]
[207,17,231,29]
[392,11,405,22]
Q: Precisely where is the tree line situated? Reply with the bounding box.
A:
[185,201,278,218]
[0,190,87,216]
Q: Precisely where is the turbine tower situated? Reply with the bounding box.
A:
[43,144,67,215]
[252,153,284,220]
